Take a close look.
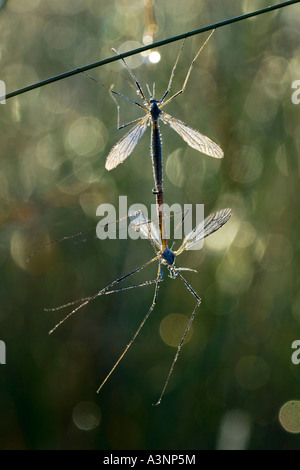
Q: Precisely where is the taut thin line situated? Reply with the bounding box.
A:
[1,1,299,101]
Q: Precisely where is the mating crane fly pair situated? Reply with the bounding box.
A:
[47,31,232,404]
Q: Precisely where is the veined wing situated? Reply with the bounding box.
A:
[175,208,232,255]
[105,114,150,170]
[161,112,223,159]
[129,210,162,250]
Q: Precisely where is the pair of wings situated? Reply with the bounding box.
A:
[129,208,232,255]
[105,111,224,171]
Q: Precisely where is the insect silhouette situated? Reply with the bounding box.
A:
[105,31,222,173]
[44,32,229,404]
[47,207,232,405]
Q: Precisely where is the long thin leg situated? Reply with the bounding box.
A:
[110,88,148,114]
[97,276,163,296]
[47,255,159,334]
[110,69,144,95]
[116,115,147,131]
[97,261,163,393]
[112,48,148,105]
[46,273,161,313]
[109,87,147,132]
[160,30,215,109]
[160,39,186,103]
[77,68,148,112]
[78,67,148,134]
[167,207,191,248]
[27,224,99,263]
[27,211,144,263]
[154,271,201,406]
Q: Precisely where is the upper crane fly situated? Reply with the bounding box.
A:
[105,31,223,173]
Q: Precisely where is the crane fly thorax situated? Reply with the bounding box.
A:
[161,246,175,266]
[150,100,161,121]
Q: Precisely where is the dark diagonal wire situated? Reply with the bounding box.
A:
[1,1,299,101]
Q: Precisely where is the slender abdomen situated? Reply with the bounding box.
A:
[151,121,163,193]
[151,118,166,249]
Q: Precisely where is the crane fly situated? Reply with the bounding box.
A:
[106,30,222,171]
[46,207,232,405]
[105,30,222,247]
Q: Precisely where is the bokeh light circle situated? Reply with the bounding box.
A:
[73,401,101,431]
[159,314,193,347]
[279,401,300,434]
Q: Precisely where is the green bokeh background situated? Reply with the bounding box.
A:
[0,0,299,450]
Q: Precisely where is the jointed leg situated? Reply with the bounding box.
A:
[160,39,186,103]
[154,271,201,405]
[110,86,148,129]
[47,255,159,334]
[97,261,163,393]
[112,48,148,105]
[161,30,215,108]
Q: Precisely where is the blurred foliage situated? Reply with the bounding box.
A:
[0,0,300,450]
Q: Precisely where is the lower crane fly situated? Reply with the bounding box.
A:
[47,207,232,405]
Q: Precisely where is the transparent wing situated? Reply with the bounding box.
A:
[161,112,223,159]
[175,208,232,254]
[105,115,150,170]
[129,209,162,250]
